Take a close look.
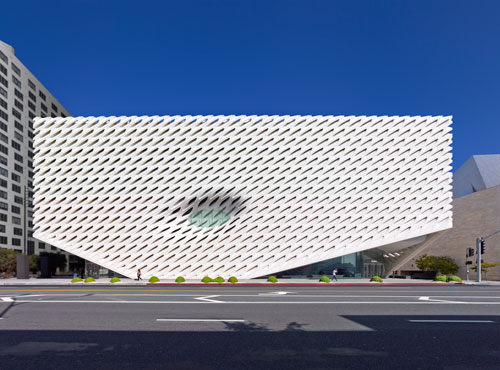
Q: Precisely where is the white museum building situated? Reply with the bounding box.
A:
[33,115,453,279]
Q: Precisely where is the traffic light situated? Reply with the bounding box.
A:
[480,238,486,254]
[467,247,474,257]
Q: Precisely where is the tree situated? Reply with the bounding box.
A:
[0,248,20,277]
[471,262,499,279]
[29,255,40,273]
[415,254,459,275]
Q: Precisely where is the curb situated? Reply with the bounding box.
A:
[146,282,463,286]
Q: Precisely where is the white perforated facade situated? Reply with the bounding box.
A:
[33,115,453,279]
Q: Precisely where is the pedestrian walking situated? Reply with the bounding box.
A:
[137,269,142,281]
[332,268,338,282]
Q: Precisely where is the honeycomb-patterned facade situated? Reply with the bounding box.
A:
[33,115,453,279]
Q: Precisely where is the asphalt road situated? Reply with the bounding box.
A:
[1,285,500,370]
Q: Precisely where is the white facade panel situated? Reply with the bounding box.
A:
[33,115,453,279]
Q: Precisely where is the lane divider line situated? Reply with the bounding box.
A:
[156,319,245,322]
[409,320,495,323]
[1,297,13,302]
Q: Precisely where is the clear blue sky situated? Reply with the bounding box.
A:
[2,0,499,170]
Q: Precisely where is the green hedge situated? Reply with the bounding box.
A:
[370,276,383,283]
[175,276,185,283]
[71,277,82,283]
[110,277,121,283]
[213,276,225,283]
[228,276,238,283]
[447,275,462,283]
[434,275,447,282]
[201,276,213,283]
[267,276,278,283]
[84,277,95,283]
[319,276,331,283]
[149,276,160,283]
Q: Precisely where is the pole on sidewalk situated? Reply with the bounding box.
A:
[476,237,481,283]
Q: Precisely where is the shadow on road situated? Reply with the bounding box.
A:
[0,316,499,370]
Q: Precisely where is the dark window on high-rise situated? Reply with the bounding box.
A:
[14,153,23,163]
[0,122,7,132]
[14,121,23,132]
[0,110,7,122]
[0,179,6,188]
[14,164,23,174]
[0,50,7,63]
[28,91,36,102]
[11,63,20,76]
[12,108,21,120]
[0,201,7,210]
[14,99,23,111]
[29,111,35,119]
[51,103,58,112]
[0,75,8,88]
[0,213,6,222]
[12,75,21,88]
[0,98,6,110]
[11,205,21,214]
[51,113,56,118]
[28,170,35,178]
[38,242,46,249]
[0,133,7,144]
[28,101,36,111]
[0,236,7,244]
[0,155,6,166]
[14,132,23,142]
[28,151,34,159]
[0,190,6,199]
[14,89,23,100]
[39,90,46,101]
[12,216,21,225]
[0,86,6,98]
[11,140,21,151]
[0,64,6,76]
[0,225,5,233]
[28,240,34,255]
[28,79,36,91]
[0,167,7,177]
[14,196,22,204]
[13,227,22,236]
[12,238,21,246]
[12,185,21,194]
[40,103,47,112]
[11,173,20,182]
[0,144,8,155]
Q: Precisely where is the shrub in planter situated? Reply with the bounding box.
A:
[201,276,213,283]
[267,276,278,283]
[319,276,331,283]
[110,277,121,283]
[447,275,462,283]
[175,276,185,283]
[213,276,225,283]
[149,276,160,283]
[84,277,95,283]
[370,276,383,283]
[434,275,447,282]
[228,276,238,283]
[71,277,82,283]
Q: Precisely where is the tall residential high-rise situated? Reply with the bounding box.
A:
[0,40,70,258]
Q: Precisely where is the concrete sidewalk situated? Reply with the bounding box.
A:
[0,277,470,286]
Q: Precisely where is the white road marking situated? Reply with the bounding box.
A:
[409,320,495,323]
[156,319,245,322]
[195,295,222,303]
[419,296,467,304]
[258,291,293,295]
[1,297,13,302]
[9,300,500,304]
